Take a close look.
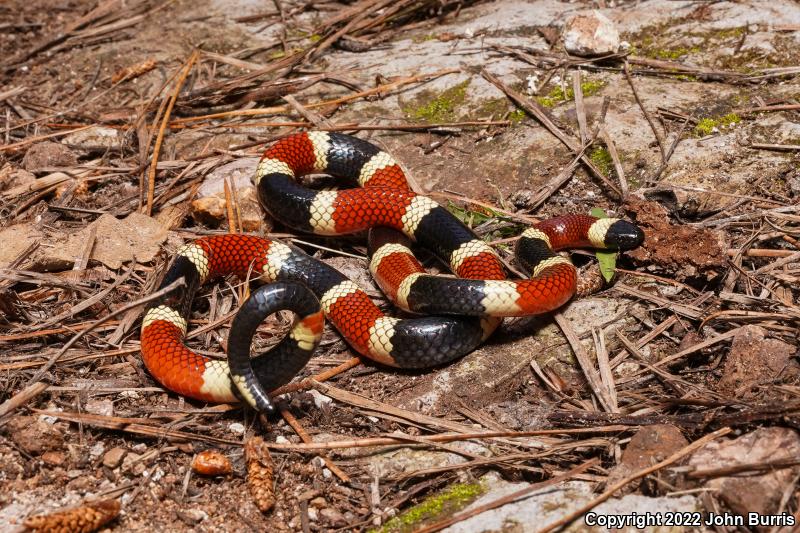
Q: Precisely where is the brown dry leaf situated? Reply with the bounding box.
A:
[717,325,800,398]
[0,224,44,269]
[55,212,168,269]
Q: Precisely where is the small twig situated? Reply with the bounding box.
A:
[572,70,588,145]
[309,0,396,60]
[599,126,628,198]
[283,93,333,127]
[269,357,362,397]
[617,327,743,384]
[615,330,691,396]
[687,456,800,479]
[32,262,134,331]
[280,407,350,483]
[650,115,691,183]
[592,327,618,413]
[26,277,185,385]
[185,120,511,133]
[223,177,239,233]
[312,380,478,434]
[172,68,459,125]
[734,103,800,114]
[727,248,799,258]
[481,69,622,197]
[265,425,631,451]
[427,191,538,224]
[145,50,199,216]
[0,382,49,421]
[750,143,800,152]
[0,125,93,153]
[624,61,666,163]
[33,409,241,446]
[554,311,615,413]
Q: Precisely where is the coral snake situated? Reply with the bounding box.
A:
[140,132,644,412]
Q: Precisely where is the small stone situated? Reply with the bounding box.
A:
[89,442,105,460]
[676,331,703,353]
[319,508,347,527]
[322,468,332,479]
[717,325,800,398]
[228,422,246,435]
[740,31,777,54]
[562,10,620,57]
[22,142,77,171]
[190,158,266,232]
[308,390,333,409]
[86,398,114,417]
[41,451,65,466]
[509,189,533,209]
[607,425,688,492]
[63,125,122,149]
[103,447,127,469]
[6,416,64,455]
[38,408,61,424]
[298,489,320,501]
[275,435,289,444]
[121,452,141,471]
[0,164,35,191]
[177,508,208,525]
[307,507,319,521]
[309,497,327,509]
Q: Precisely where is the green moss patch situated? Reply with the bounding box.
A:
[403,80,471,122]
[371,482,484,533]
[535,79,605,108]
[626,21,798,74]
[508,109,526,123]
[589,146,615,177]
[693,112,741,136]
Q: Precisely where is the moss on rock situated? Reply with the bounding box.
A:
[371,482,484,533]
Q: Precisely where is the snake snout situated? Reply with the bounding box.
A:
[605,220,645,250]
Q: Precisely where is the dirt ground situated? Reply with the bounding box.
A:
[1,0,800,531]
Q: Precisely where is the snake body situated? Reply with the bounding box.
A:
[140,132,644,411]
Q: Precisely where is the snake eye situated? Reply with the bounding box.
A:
[605,220,645,250]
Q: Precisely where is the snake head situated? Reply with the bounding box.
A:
[605,220,645,250]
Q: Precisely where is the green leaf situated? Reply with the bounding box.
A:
[596,249,618,283]
[590,208,617,283]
